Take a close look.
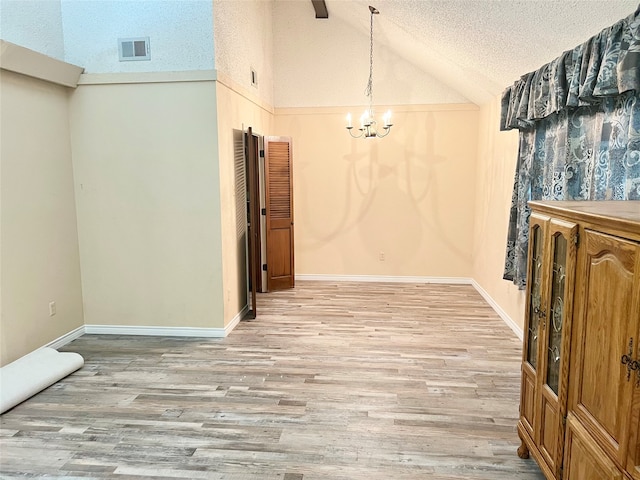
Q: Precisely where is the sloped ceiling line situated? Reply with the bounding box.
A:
[323,0,640,105]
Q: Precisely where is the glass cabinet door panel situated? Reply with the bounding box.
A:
[528,225,544,369]
[546,233,567,395]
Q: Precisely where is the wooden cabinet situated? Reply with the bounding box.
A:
[518,211,578,479]
[517,201,640,480]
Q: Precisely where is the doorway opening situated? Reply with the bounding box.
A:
[234,129,295,321]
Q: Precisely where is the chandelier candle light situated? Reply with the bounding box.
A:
[346,5,393,139]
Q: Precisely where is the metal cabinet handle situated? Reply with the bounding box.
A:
[621,338,635,382]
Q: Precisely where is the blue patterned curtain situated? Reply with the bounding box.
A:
[501,9,640,289]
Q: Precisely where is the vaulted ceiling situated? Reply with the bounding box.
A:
[321,0,639,104]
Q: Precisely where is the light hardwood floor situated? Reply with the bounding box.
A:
[0,282,545,479]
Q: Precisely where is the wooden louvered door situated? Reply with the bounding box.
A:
[245,127,260,318]
[264,136,295,291]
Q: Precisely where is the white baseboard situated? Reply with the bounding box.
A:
[36,283,520,352]
[84,324,230,338]
[83,325,226,337]
[296,274,473,284]
[227,305,248,335]
[45,326,86,350]
[84,308,247,338]
[471,280,523,341]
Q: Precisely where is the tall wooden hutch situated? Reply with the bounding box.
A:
[517,201,640,480]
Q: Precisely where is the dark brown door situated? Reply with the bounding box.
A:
[244,127,260,318]
[264,136,294,291]
[247,131,262,294]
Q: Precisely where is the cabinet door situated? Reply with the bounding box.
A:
[536,219,578,476]
[564,414,624,480]
[570,229,640,468]
[624,246,640,479]
[520,214,548,438]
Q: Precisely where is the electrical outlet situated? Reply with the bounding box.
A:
[379,252,385,261]
[49,301,56,316]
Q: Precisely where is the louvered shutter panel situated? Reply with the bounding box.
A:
[264,137,295,291]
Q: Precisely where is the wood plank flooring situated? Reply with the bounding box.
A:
[0,282,545,479]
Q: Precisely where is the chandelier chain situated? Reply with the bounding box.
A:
[345,5,392,139]
[365,9,374,107]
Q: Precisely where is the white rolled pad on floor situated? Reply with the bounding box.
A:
[0,347,84,414]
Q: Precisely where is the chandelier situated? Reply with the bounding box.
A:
[346,5,393,139]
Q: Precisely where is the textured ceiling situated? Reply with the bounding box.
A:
[324,0,639,104]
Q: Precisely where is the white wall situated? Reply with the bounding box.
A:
[272,0,468,107]
[0,70,84,366]
[214,0,274,106]
[60,0,214,73]
[0,0,65,60]
[69,79,224,329]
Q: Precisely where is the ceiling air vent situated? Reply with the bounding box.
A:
[118,37,150,61]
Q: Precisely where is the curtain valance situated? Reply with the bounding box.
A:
[501,8,640,131]
[501,7,640,289]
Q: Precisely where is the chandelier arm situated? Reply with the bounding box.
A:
[376,125,392,138]
[347,127,365,138]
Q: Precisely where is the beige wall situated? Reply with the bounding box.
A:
[273,105,479,278]
[69,79,224,329]
[0,70,84,366]
[214,0,274,106]
[472,94,525,330]
[215,79,273,325]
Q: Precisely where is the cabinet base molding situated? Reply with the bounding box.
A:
[517,422,556,480]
